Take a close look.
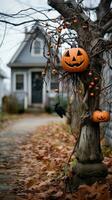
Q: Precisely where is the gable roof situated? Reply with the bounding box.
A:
[8,22,61,68]
[7,23,48,67]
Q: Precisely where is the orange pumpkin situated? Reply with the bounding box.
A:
[91,110,110,123]
[61,48,89,72]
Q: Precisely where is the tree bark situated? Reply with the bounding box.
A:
[48,0,110,189]
[76,123,103,163]
[70,88,108,188]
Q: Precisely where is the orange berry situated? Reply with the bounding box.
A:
[73,18,78,23]
[42,71,46,76]
[90,81,95,86]
[90,92,94,96]
[88,71,92,76]
[82,25,88,29]
[89,85,92,89]
[94,77,99,81]
[47,51,50,56]
[95,86,99,90]
[52,69,58,75]
[54,89,59,93]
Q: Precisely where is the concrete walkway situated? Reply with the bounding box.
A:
[0,114,65,200]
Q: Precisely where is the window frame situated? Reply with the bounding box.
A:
[51,74,59,91]
[14,73,25,91]
[31,38,43,56]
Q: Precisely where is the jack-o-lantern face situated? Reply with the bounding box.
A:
[61,48,89,72]
[91,110,110,123]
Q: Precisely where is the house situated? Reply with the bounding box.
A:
[0,68,7,111]
[100,49,112,146]
[8,24,60,111]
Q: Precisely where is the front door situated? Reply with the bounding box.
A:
[31,72,43,104]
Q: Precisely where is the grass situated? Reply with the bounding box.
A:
[0,112,18,121]
[0,112,20,129]
[102,144,112,157]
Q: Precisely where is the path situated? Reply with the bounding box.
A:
[0,114,64,200]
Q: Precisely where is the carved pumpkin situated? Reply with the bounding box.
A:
[91,110,110,123]
[61,48,89,72]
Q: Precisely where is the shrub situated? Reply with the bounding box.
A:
[45,105,53,113]
[55,94,68,109]
[2,95,24,114]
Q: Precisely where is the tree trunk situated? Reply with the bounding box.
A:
[76,123,103,163]
[67,92,82,135]
[67,121,108,190]
[69,95,108,189]
[48,0,111,190]
[66,56,108,189]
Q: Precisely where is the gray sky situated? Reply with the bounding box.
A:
[0,0,49,73]
[0,0,99,89]
[0,0,99,66]
[0,0,50,89]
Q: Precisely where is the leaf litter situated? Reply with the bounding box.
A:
[16,123,112,200]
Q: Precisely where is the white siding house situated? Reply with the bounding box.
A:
[0,69,6,111]
[8,24,60,111]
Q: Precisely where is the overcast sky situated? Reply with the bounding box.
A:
[0,0,51,90]
[0,0,49,70]
[0,0,100,89]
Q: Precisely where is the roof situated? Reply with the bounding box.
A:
[7,23,48,68]
[7,22,61,68]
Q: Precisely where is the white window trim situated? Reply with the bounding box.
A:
[31,38,43,57]
[13,72,26,92]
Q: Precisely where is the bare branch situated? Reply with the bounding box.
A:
[91,40,112,57]
[105,26,112,34]
[48,0,98,50]
[0,8,37,18]
[96,0,112,21]
[48,0,75,19]
[102,19,112,35]
[0,7,54,21]
[83,6,98,11]
[0,6,58,27]
[0,19,36,26]
[0,23,7,47]
[48,0,93,23]
[101,8,112,23]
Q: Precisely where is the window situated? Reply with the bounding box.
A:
[32,39,42,55]
[16,74,24,90]
[51,74,59,90]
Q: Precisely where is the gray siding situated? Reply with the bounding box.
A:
[100,50,112,146]
[0,78,4,109]
[11,67,49,108]
[15,37,47,65]
[9,26,60,109]
[11,68,29,109]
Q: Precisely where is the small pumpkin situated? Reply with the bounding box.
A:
[61,48,89,72]
[91,110,110,123]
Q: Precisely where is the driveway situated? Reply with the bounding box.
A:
[0,114,65,200]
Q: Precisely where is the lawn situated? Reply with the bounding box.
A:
[0,112,27,130]
[0,112,18,129]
